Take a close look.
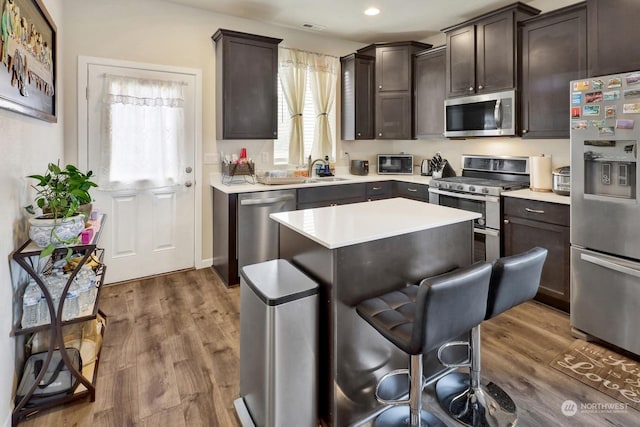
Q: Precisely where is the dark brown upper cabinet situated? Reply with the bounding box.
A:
[587,0,640,77]
[520,3,587,139]
[341,53,375,140]
[358,42,431,140]
[413,46,446,138]
[213,29,282,140]
[443,2,539,98]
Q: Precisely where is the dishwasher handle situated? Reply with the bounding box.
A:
[240,194,296,206]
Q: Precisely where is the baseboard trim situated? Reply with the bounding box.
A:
[196,258,212,270]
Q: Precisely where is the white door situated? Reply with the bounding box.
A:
[82,60,198,283]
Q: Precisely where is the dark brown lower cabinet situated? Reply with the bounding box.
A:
[503,197,570,312]
[297,183,367,209]
[366,181,394,201]
[393,182,429,202]
[212,187,238,286]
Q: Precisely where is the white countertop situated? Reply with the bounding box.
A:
[270,198,480,249]
[210,172,432,194]
[503,189,570,205]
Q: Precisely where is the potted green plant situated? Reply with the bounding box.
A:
[25,162,98,256]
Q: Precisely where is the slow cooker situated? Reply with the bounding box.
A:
[552,166,570,196]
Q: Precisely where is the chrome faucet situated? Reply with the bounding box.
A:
[307,155,327,177]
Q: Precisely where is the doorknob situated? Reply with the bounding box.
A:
[185,166,193,173]
[185,180,193,187]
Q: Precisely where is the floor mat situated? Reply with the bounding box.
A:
[549,339,640,412]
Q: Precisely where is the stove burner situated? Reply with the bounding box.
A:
[429,155,531,196]
[430,176,529,196]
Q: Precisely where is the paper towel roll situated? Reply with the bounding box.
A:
[530,155,552,192]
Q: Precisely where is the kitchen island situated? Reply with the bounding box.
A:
[270,198,480,426]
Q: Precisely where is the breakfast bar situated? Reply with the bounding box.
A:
[270,198,480,426]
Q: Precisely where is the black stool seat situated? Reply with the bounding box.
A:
[435,247,548,427]
[357,262,493,427]
[358,263,492,355]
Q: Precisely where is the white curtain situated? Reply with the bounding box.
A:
[308,53,338,160]
[100,75,185,190]
[278,48,308,165]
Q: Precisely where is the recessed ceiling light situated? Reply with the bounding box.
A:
[364,7,380,16]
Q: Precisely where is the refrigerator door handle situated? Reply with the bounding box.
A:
[581,253,640,278]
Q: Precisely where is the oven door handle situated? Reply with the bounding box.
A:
[581,253,640,278]
[429,188,499,203]
[473,228,499,237]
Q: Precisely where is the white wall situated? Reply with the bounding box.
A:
[61,0,363,262]
[342,137,569,176]
[0,0,64,424]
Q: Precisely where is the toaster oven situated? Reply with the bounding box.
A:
[377,154,414,175]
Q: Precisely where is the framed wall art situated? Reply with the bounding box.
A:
[0,0,56,122]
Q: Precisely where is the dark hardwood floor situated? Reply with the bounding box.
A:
[18,268,639,426]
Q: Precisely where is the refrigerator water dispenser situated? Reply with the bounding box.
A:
[584,140,636,199]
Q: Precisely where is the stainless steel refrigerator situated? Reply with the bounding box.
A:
[570,72,640,356]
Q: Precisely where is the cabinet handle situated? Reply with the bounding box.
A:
[478,85,484,90]
[408,188,418,192]
[378,132,382,137]
[469,87,474,92]
[372,186,382,190]
[273,131,277,136]
[357,132,362,136]
[504,219,510,224]
[525,208,545,214]
[522,129,528,134]
[379,85,383,89]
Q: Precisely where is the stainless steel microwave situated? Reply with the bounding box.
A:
[444,89,516,137]
[377,154,414,175]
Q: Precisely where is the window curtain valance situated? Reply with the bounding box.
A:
[103,75,186,107]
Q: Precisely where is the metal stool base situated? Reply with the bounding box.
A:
[374,405,447,427]
[435,372,517,427]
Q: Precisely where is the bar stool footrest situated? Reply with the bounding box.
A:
[376,369,411,405]
[435,372,517,427]
[374,405,447,427]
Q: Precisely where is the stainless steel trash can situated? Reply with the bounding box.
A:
[234,259,318,427]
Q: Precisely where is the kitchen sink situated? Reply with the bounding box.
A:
[304,177,350,183]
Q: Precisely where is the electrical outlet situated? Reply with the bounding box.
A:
[261,152,269,163]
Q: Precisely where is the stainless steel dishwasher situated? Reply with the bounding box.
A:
[238,189,297,271]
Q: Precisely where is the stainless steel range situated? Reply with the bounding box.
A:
[429,155,530,262]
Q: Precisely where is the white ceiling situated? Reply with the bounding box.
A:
[161,0,567,44]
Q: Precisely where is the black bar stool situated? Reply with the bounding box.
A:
[435,247,548,427]
[356,262,493,427]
